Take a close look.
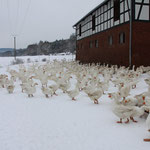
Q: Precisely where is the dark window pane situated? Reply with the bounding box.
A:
[114,0,120,21]
[119,32,125,44]
[95,40,99,48]
[108,36,113,45]
[92,15,96,31]
[89,41,93,48]
[79,24,82,36]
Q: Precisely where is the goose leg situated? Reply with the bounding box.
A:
[94,99,99,104]
[117,118,122,123]
[125,118,129,124]
[54,92,58,96]
[46,94,49,98]
[130,117,138,123]
[72,97,76,101]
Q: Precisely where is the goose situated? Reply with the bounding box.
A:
[20,78,34,92]
[112,91,146,124]
[84,85,103,104]
[5,78,14,87]
[8,69,18,79]
[119,84,131,100]
[39,71,50,87]
[145,78,150,86]
[49,84,59,96]
[76,80,87,91]
[59,80,71,93]
[66,85,79,101]
[112,93,135,123]
[113,103,134,124]
[129,105,147,123]
[24,83,38,97]
[89,88,103,104]
[6,85,15,94]
[0,74,8,88]
[144,113,150,142]
[41,86,53,98]
[134,94,146,107]
[146,113,150,131]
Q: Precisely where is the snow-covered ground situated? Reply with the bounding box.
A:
[0,54,75,67]
[0,55,149,150]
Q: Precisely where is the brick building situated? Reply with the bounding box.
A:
[73,0,150,67]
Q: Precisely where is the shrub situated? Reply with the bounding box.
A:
[35,59,39,62]
[11,58,24,65]
[27,58,31,63]
[42,58,47,62]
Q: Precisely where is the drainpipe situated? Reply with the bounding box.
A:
[129,0,133,68]
[73,26,77,61]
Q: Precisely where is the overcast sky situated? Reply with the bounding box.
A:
[0,0,103,48]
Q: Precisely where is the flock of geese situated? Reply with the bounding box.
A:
[0,59,150,141]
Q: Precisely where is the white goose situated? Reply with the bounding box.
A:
[66,85,79,101]
[85,87,103,104]
[24,83,38,97]
[41,86,53,98]
[112,93,145,123]
[144,112,150,142]
[119,84,131,100]
[6,85,15,94]
[49,83,59,96]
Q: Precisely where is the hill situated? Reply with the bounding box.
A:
[0,48,13,53]
[0,34,76,57]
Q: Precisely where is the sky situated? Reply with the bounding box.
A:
[0,0,103,49]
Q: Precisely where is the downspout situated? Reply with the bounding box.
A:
[73,26,77,61]
[129,0,133,68]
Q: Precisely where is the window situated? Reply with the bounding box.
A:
[119,32,125,44]
[92,15,96,31]
[89,41,93,48]
[114,0,120,21]
[95,40,99,48]
[79,24,82,36]
[108,36,113,45]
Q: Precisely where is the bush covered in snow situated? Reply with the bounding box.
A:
[11,58,24,65]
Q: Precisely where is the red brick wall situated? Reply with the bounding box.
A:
[76,23,130,66]
[132,22,150,67]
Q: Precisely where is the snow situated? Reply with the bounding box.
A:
[0,55,150,150]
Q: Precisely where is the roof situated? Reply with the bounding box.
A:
[73,0,109,27]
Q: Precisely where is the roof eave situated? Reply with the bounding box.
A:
[73,0,109,27]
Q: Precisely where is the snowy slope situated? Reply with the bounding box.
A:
[0,55,149,150]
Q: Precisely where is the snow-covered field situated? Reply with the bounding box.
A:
[0,55,150,150]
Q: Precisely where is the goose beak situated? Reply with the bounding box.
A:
[143,102,146,105]
[125,100,128,103]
